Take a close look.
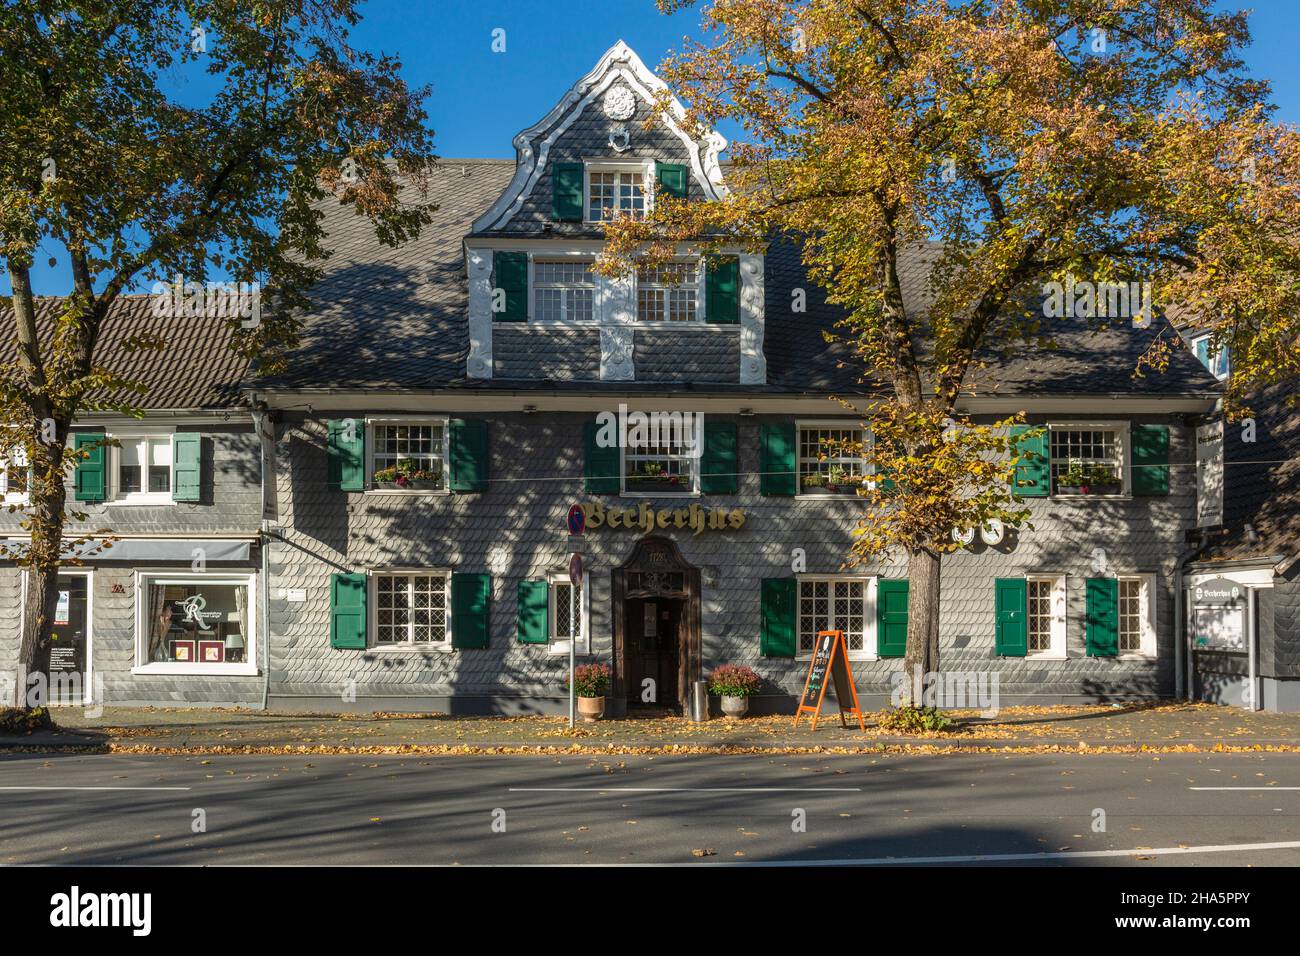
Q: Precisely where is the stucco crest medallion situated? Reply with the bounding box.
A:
[603,84,636,121]
[608,124,631,152]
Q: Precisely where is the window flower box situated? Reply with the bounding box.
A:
[1056,461,1121,496]
[373,459,443,491]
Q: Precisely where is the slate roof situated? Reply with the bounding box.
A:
[1,294,250,410]
[261,159,1221,401]
[1196,376,1300,564]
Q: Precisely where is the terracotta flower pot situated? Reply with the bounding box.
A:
[577,695,605,722]
[720,695,749,719]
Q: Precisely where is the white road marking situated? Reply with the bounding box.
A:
[508,787,861,793]
[1189,786,1300,791]
[0,786,192,792]
[691,840,1300,866]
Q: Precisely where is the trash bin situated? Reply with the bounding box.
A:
[689,680,709,722]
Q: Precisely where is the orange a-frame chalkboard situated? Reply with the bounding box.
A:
[793,630,865,730]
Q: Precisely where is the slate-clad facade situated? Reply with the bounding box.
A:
[6,40,1263,714]
[248,41,1223,714]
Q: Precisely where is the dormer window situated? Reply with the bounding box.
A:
[587,164,648,223]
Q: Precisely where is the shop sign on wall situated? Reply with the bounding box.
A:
[574,500,745,535]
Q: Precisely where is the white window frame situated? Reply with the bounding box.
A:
[365,416,451,495]
[106,426,175,506]
[1191,333,1230,380]
[132,570,258,676]
[635,258,704,324]
[795,420,871,497]
[584,161,653,224]
[619,418,703,498]
[1,445,30,505]
[368,568,453,651]
[795,574,877,662]
[531,257,599,325]
[548,571,590,657]
[1024,574,1068,659]
[1117,573,1157,659]
[1047,421,1130,498]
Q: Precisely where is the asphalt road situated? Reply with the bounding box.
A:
[1,751,1299,865]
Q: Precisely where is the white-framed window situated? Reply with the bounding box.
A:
[109,429,173,504]
[621,418,701,496]
[1,445,30,504]
[133,571,257,676]
[1048,422,1129,497]
[1117,574,1157,658]
[371,570,451,648]
[797,576,875,660]
[1025,575,1067,658]
[587,164,649,223]
[533,259,596,323]
[1191,333,1230,380]
[366,417,449,492]
[797,421,869,495]
[549,572,589,656]
[636,261,699,322]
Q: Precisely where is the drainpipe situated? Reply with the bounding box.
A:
[250,403,272,711]
[1173,533,1204,702]
[1247,587,1261,712]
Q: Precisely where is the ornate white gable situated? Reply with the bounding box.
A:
[471,40,728,233]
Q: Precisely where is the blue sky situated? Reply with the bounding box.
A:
[13,0,1300,295]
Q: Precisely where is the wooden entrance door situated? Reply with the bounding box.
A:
[625,597,683,709]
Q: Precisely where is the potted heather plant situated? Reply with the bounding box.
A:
[373,457,443,491]
[707,664,762,718]
[566,663,612,722]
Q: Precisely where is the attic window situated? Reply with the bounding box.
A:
[587,165,647,222]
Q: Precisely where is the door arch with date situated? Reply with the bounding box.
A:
[611,536,701,713]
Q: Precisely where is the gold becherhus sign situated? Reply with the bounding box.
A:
[577,500,745,535]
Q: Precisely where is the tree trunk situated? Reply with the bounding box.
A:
[902,547,941,706]
[15,422,71,709]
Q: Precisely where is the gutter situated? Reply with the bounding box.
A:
[249,403,273,712]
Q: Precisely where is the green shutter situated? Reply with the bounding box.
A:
[760,422,796,496]
[700,421,737,494]
[760,578,797,658]
[705,256,739,324]
[171,432,202,502]
[1010,424,1050,498]
[1131,424,1169,496]
[994,578,1028,657]
[449,419,489,492]
[452,572,491,649]
[330,572,367,649]
[877,578,909,658]
[584,419,620,494]
[517,579,549,645]
[72,430,106,502]
[656,162,687,199]
[552,162,584,221]
[1085,577,1119,657]
[327,419,364,492]
[492,251,529,322]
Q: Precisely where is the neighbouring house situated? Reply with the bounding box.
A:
[0,296,263,707]
[1182,371,1300,711]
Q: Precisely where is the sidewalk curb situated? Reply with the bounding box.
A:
[3,738,1300,756]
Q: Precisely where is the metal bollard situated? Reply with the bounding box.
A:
[689,680,709,722]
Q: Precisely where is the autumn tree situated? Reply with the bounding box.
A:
[0,0,437,703]
[604,0,1300,695]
